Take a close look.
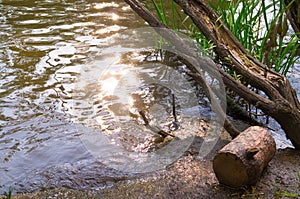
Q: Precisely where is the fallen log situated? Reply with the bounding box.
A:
[213,126,276,188]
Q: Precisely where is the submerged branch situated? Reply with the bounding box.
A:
[125,0,300,148]
[124,0,240,138]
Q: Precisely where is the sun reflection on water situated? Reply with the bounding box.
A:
[94,2,119,9]
[101,77,119,96]
[111,13,119,21]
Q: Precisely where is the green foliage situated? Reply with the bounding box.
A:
[298,171,300,186]
[273,171,300,198]
[213,0,299,75]
[149,0,299,76]
[148,0,214,56]
[212,0,261,51]
[1,187,13,199]
[146,0,177,29]
[188,23,215,56]
[150,0,168,25]
[272,34,299,75]
[274,189,299,198]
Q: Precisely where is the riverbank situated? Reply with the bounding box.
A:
[8,132,300,199]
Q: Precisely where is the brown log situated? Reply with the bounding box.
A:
[213,126,276,188]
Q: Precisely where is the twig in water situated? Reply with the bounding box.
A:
[138,110,175,138]
[171,93,179,130]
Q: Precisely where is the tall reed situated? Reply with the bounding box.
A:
[149,0,300,75]
[211,0,299,75]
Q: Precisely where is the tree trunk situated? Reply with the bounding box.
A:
[124,0,300,149]
[285,0,300,33]
[213,126,276,188]
[173,0,300,149]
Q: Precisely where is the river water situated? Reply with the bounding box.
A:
[0,0,298,194]
[0,0,148,193]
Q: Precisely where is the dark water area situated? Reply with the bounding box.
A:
[0,0,298,195]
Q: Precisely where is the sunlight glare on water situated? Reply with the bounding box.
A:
[0,0,298,194]
[0,0,146,193]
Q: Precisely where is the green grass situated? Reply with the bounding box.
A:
[151,0,168,25]
[212,0,261,52]
[0,187,12,199]
[211,0,300,75]
[149,0,300,76]
[274,189,299,198]
[273,171,300,198]
[147,0,215,57]
[298,171,300,187]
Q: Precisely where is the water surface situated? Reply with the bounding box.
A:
[0,0,298,194]
[0,0,148,193]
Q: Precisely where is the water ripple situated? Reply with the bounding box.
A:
[0,0,143,193]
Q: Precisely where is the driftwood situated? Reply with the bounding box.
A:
[125,0,300,149]
[213,126,276,188]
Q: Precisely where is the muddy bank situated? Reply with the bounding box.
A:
[9,134,300,199]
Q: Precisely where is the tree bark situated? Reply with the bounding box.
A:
[124,0,241,138]
[124,0,300,149]
[213,126,276,188]
[285,0,300,33]
[173,0,300,149]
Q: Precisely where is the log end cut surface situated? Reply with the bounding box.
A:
[213,126,276,188]
[213,153,248,188]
